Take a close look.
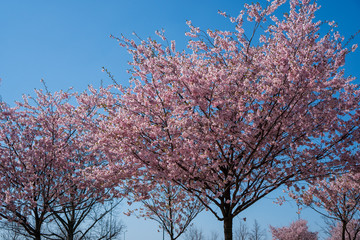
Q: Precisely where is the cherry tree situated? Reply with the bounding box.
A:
[327,220,360,240]
[96,0,360,239]
[0,89,114,240]
[270,219,317,240]
[130,180,203,240]
[302,173,360,240]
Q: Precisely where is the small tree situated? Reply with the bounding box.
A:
[270,219,317,240]
[327,220,360,240]
[249,220,266,240]
[235,221,249,240]
[184,226,205,240]
[133,180,203,240]
[302,173,360,240]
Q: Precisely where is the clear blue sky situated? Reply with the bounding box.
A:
[0,1,359,239]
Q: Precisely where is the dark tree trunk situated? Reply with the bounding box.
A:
[34,229,42,240]
[34,216,42,240]
[342,221,346,240]
[67,233,74,240]
[224,216,233,240]
[67,223,75,240]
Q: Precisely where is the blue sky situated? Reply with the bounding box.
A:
[1,0,359,239]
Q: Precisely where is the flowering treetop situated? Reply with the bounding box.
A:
[0,89,115,238]
[96,0,360,239]
[302,173,360,240]
[270,219,318,240]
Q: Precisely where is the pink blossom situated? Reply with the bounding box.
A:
[270,219,318,240]
[96,0,360,239]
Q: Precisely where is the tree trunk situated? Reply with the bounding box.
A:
[34,229,42,240]
[67,233,74,240]
[34,218,42,240]
[67,224,75,240]
[224,216,233,240]
[342,221,346,240]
